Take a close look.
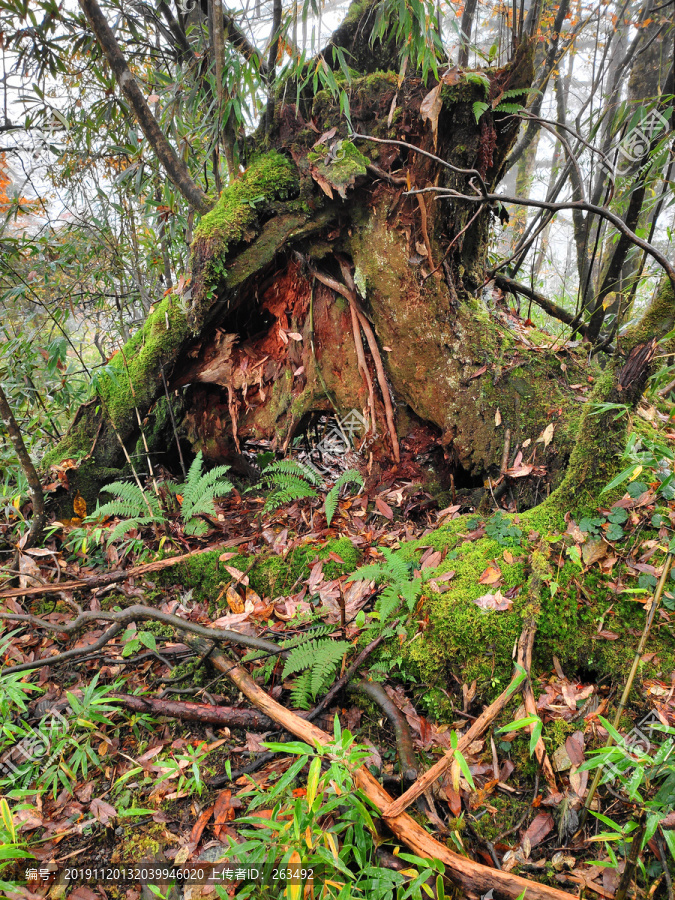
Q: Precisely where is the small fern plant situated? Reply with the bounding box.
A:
[174,452,232,535]
[325,469,363,526]
[259,459,321,513]
[349,547,423,625]
[243,625,351,710]
[90,451,232,542]
[91,481,164,543]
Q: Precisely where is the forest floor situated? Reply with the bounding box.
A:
[2,400,675,900]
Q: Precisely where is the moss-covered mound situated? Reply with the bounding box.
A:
[158,499,675,704]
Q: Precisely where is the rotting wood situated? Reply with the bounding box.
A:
[112,693,276,730]
[184,633,576,900]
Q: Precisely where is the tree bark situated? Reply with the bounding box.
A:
[0,382,45,551]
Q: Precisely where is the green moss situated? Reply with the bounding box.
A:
[307,139,370,198]
[191,152,299,301]
[471,793,528,842]
[91,293,191,433]
[111,823,166,866]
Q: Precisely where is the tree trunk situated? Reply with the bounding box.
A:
[43,6,671,529]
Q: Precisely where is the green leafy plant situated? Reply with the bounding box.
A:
[259,459,321,512]
[350,547,422,625]
[172,452,232,535]
[0,674,123,797]
[485,511,523,547]
[215,719,445,899]
[0,796,36,891]
[282,637,352,710]
[578,717,675,877]
[325,469,363,526]
[89,479,163,542]
[89,451,232,542]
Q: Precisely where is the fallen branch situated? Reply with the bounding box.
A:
[493,273,592,341]
[208,630,386,788]
[381,651,529,820]
[0,603,285,673]
[0,540,250,600]
[192,638,576,900]
[111,693,276,730]
[516,613,558,793]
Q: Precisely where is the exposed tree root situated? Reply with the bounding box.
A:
[358,678,418,785]
[381,657,526,819]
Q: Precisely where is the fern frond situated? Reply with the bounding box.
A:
[263,479,317,513]
[310,641,350,697]
[349,562,386,582]
[281,625,334,649]
[324,469,363,526]
[380,548,413,582]
[263,459,322,487]
[178,452,232,532]
[290,670,313,710]
[375,585,401,623]
[497,87,528,100]
[107,516,158,543]
[494,102,524,114]
[96,481,162,519]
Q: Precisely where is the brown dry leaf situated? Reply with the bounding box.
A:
[226,584,245,614]
[73,491,87,518]
[479,563,502,585]
[419,82,443,148]
[189,804,214,846]
[213,789,239,840]
[473,590,513,611]
[224,565,249,586]
[442,66,461,85]
[523,812,554,848]
[89,798,116,825]
[503,550,514,564]
[565,731,585,766]
[537,422,555,448]
[495,408,502,426]
[375,497,394,520]
[582,539,606,566]
[470,365,487,380]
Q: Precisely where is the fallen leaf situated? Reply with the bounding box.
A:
[375,497,393,520]
[582,539,606,566]
[495,408,502,426]
[189,805,214,846]
[420,82,443,148]
[213,789,239,840]
[470,365,487,380]
[89,798,116,825]
[473,590,513,611]
[566,731,585,766]
[522,812,554,848]
[537,422,555,448]
[479,563,502,585]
